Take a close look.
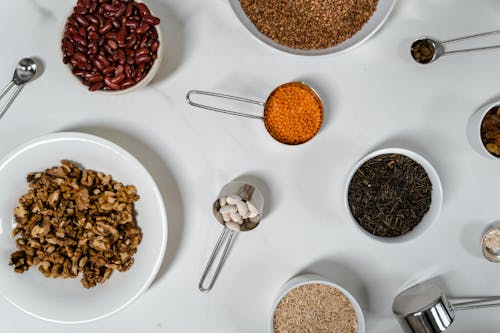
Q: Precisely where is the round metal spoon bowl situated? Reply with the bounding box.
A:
[14,58,37,84]
[482,224,500,262]
[411,38,444,64]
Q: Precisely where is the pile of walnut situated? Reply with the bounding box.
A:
[9,160,141,289]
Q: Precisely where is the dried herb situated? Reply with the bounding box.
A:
[481,106,500,157]
[348,154,432,237]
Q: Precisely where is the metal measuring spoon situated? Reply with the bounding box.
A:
[0,58,38,119]
[482,225,500,262]
[393,283,500,333]
[198,181,264,292]
[411,29,500,64]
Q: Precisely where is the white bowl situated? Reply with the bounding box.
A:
[344,148,443,243]
[228,0,396,56]
[467,101,500,160]
[270,274,365,333]
[61,4,163,95]
[0,132,168,323]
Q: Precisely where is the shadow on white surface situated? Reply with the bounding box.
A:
[63,125,184,288]
[147,1,185,83]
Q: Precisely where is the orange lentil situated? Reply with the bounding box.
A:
[263,82,323,145]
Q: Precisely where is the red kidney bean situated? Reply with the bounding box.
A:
[98,35,105,46]
[143,15,160,26]
[86,14,99,26]
[107,39,118,50]
[136,23,150,34]
[103,44,115,56]
[73,34,87,46]
[96,54,109,66]
[105,31,117,40]
[95,13,105,26]
[120,79,135,89]
[135,3,151,17]
[75,44,87,54]
[87,74,103,83]
[110,73,125,84]
[125,3,134,17]
[67,25,79,36]
[72,68,87,77]
[126,56,135,65]
[115,64,124,75]
[125,19,139,28]
[135,54,150,64]
[89,82,104,91]
[135,48,149,58]
[88,31,99,40]
[117,28,126,47]
[90,1,97,14]
[78,27,87,37]
[62,38,75,56]
[74,6,87,15]
[149,27,158,40]
[102,67,114,75]
[124,64,132,78]
[151,41,159,53]
[115,3,126,17]
[98,21,112,34]
[111,18,121,29]
[104,77,121,90]
[93,59,105,71]
[102,3,116,12]
[74,14,89,27]
[116,49,126,65]
[73,52,88,63]
[125,35,137,48]
[87,24,97,32]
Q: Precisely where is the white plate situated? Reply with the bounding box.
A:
[228,0,396,56]
[0,132,168,323]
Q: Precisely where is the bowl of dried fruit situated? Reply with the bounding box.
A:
[467,102,500,159]
[0,132,167,323]
[61,0,163,94]
[344,148,443,243]
[270,274,365,333]
[229,0,396,56]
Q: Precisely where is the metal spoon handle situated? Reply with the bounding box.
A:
[443,29,500,44]
[452,296,500,311]
[186,90,265,120]
[198,227,236,292]
[443,44,500,56]
[0,83,22,119]
[0,81,14,100]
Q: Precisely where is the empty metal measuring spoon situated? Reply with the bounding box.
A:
[199,181,264,292]
[0,58,37,119]
[482,224,500,262]
[393,283,500,333]
[411,29,500,64]
[186,82,324,145]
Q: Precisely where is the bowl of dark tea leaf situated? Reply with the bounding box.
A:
[345,148,443,243]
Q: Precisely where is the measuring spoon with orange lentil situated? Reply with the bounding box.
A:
[186,82,324,145]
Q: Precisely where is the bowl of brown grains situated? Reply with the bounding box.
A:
[467,102,500,159]
[271,274,365,333]
[230,0,396,56]
[344,148,443,243]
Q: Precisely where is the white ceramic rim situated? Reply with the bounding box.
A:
[61,2,164,95]
[467,101,500,160]
[228,0,396,57]
[270,274,365,333]
[344,148,443,244]
[0,132,168,324]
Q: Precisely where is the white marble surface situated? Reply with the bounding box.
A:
[1,0,500,332]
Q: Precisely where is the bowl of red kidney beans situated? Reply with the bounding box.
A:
[61,0,162,94]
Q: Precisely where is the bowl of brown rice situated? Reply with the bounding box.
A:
[271,274,365,333]
[229,0,396,56]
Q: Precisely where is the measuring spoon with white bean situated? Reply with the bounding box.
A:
[199,181,264,292]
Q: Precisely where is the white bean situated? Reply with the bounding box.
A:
[226,195,242,205]
[225,221,241,231]
[230,211,243,224]
[236,201,249,218]
[220,204,237,215]
[222,212,231,223]
[247,201,259,219]
[219,196,227,207]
